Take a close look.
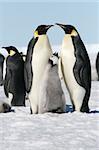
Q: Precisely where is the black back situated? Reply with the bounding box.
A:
[0,53,5,86]
[4,53,26,106]
[96,52,99,80]
[24,37,38,93]
[72,35,91,112]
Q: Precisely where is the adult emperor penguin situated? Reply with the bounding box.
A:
[96,52,99,80]
[24,25,53,114]
[56,23,91,113]
[39,53,66,114]
[0,53,5,86]
[2,46,26,106]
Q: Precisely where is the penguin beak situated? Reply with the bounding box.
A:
[2,47,10,54]
[2,47,6,49]
[46,25,53,30]
[55,23,65,29]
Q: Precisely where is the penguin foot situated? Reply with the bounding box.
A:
[80,106,89,113]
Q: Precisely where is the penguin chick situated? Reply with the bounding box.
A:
[38,53,66,114]
[0,100,11,113]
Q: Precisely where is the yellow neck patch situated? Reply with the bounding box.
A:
[34,31,39,38]
[9,50,16,56]
[71,29,78,37]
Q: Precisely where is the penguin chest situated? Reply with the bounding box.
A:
[61,36,81,93]
[62,49,76,91]
[32,45,52,88]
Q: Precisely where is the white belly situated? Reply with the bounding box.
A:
[61,35,86,111]
[29,35,52,113]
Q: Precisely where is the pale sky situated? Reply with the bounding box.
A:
[0,1,99,47]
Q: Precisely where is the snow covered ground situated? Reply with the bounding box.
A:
[0,44,99,150]
[0,81,99,150]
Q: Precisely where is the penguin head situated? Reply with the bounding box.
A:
[34,25,53,38]
[2,46,19,56]
[49,53,59,66]
[56,23,78,37]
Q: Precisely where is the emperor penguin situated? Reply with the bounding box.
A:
[96,52,99,80]
[24,25,53,114]
[2,46,26,106]
[56,23,91,113]
[0,53,5,86]
[38,53,66,114]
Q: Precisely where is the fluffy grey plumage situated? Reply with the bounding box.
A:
[38,54,66,114]
[0,101,11,113]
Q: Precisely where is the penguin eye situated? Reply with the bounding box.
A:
[69,28,72,34]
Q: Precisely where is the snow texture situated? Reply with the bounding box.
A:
[0,45,99,150]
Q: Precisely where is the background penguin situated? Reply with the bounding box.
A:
[0,53,5,86]
[96,52,99,80]
[39,53,66,114]
[20,52,26,62]
[56,23,91,113]
[24,25,53,114]
[2,46,26,106]
[0,100,11,113]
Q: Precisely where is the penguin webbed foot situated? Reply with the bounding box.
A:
[80,105,89,113]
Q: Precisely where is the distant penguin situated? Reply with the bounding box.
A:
[0,53,5,86]
[0,100,11,113]
[56,23,91,113]
[38,53,66,114]
[96,52,99,80]
[24,25,53,114]
[2,46,26,106]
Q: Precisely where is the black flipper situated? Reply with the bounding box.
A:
[4,66,12,98]
[24,37,38,93]
[72,36,91,112]
[96,52,99,80]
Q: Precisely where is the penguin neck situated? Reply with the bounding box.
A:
[62,34,73,50]
[36,34,52,50]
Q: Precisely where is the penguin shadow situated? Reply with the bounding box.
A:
[89,110,99,114]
